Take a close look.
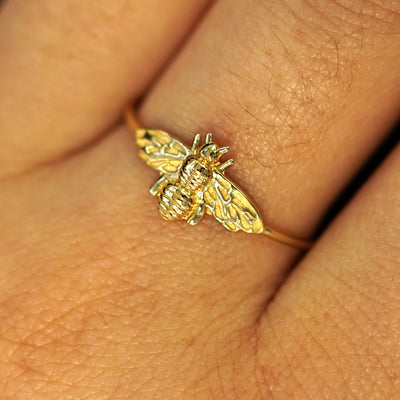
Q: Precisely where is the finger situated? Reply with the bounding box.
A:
[0,127,286,398]
[0,0,211,177]
[253,143,400,398]
[1,1,400,396]
[1,130,398,398]
[138,0,400,297]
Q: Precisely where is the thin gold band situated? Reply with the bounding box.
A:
[262,227,312,251]
[125,107,313,251]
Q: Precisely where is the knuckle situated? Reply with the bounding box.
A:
[207,0,400,185]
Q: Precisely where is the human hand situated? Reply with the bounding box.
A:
[1,1,400,398]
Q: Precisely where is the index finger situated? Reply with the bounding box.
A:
[0,0,212,178]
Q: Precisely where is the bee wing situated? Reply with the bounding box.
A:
[203,171,264,234]
[136,129,192,175]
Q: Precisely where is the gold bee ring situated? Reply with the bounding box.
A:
[125,107,313,251]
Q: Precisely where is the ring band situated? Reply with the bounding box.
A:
[125,107,313,251]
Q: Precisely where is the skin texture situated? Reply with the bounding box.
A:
[0,0,211,177]
[0,0,399,399]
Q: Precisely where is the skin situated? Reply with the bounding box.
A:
[0,0,399,398]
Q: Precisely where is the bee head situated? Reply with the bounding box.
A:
[199,143,229,164]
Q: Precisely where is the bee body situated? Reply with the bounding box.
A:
[180,157,212,192]
[136,128,264,234]
[158,156,212,221]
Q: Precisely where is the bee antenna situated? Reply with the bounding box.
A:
[191,133,201,152]
[205,133,213,143]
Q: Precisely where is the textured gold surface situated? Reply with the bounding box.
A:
[126,108,312,250]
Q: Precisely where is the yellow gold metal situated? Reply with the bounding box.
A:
[125,107,313,251]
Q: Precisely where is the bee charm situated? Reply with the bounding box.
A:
[136,128,264,234]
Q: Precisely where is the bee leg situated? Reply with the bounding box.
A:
[149,174,168,196]
[218,159,234,172]
[191,133,201,153]
[187,202,206,226]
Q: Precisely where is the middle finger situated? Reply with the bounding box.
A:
[139,0,400,302]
